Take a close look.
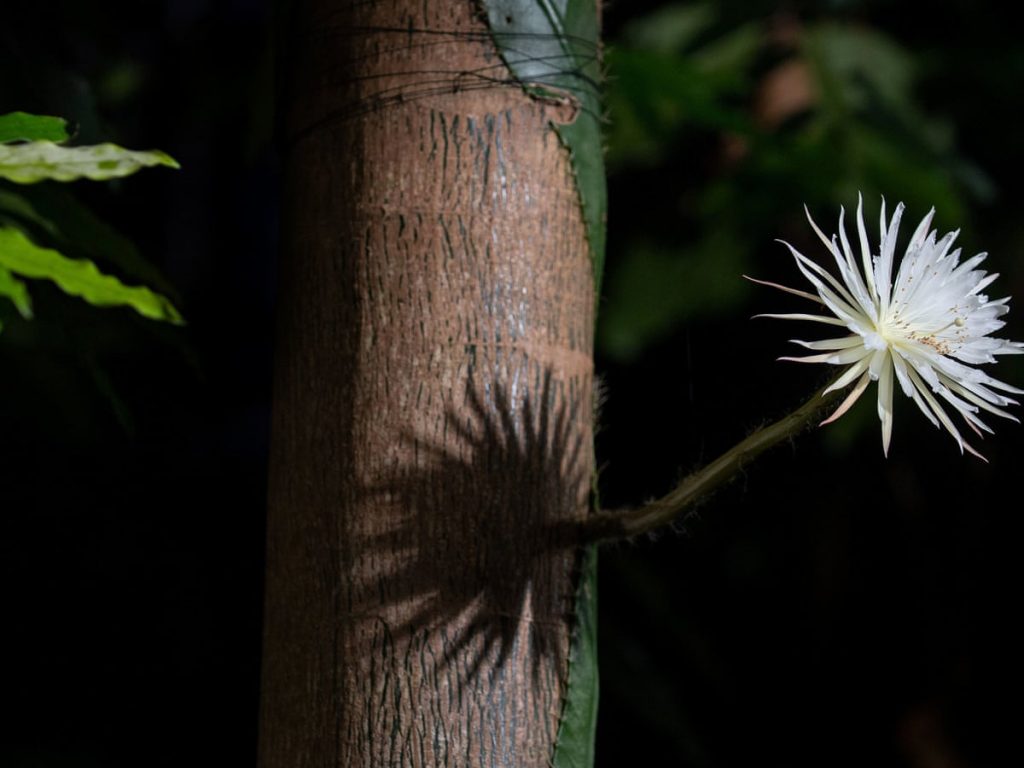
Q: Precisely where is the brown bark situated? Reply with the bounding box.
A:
[259,2,595,766]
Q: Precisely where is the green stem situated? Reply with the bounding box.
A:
[583,381,849,543]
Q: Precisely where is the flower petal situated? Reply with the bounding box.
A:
[789,336,865,351]
[821,369,872,426]
[753,312,847,326]
[777,241,871,330]
[856,193,877,300]
[823,356,872,395]
[779,347,871,365]
[877,351,894,455]
[875,201,905,312]
[743,274,823,304]
[906,364,983,458]
[759,196,1021,458]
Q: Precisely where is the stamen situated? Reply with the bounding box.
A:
[928,315,967,334]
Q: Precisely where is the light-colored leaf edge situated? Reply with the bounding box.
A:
[0,141,179,184]
[0,187,180,299]
[0,225,183,324]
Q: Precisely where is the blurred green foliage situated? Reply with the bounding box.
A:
[0,112,183,438]
[0,226,181,326]
[0,4,1020,768]
[599,2,991,361]
[596,7,1024,766]
[0,111,70,143]
[0,111,181,333]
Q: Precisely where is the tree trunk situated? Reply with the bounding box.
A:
[259,1,596,766]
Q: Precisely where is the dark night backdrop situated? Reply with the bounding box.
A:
[2,2,1021,766]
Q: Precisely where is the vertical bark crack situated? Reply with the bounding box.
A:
[261,2,594,766]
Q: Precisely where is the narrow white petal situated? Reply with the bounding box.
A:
[890,350,916,398]
[856,193,877,299]
[867,348,888,380]
[780,241,864,315]
[879,197,887,245]
[908,386,941,429]
[961,408,994,435]
[757,197,1021,458]
[969,271,999,297]
[779,347,870,365]
[753,313,847,326]
[985,376,1024,395]
[836,208,875,316]
[805,205,837,254]
[806,203,875,317]
[743,275,823,304]
[943,377,1020,423]
[908,207,936,253]
[933,380,984,423]
[820,369,872,426]
[778,353,840,364]
[778,242,868,327]
[875,201,905,311]
[824,356,872,394]
[878,353,895,455]
[789,336,865,351]
[906,364,983,458]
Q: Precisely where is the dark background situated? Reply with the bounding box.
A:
[2,1,1021,766]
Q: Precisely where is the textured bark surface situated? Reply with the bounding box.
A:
[259,1,595,766]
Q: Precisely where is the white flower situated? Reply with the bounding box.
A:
[754,196,1024,459]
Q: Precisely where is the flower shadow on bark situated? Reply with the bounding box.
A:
[360,368,589,686]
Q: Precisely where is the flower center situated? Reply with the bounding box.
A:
[879,309,967,355]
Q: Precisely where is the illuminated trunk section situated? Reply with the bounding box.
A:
[259,1,595,765]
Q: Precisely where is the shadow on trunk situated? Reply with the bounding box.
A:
[361,368,587,685]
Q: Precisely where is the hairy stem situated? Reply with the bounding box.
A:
[584,382,848,543]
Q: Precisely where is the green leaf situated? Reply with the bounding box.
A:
[0,112,70,144]
[621,2,714,53]
[0,265,33,318]
[0,188,61,238]
[804,23,915,117]
[598,232,750,361]
[480,0,608,295]
[0,141,179,183]
[0,226,183,324]
[605,47,750,168]
[551,545,599,768]
[690,22,761,80]
[0,186,179,299]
